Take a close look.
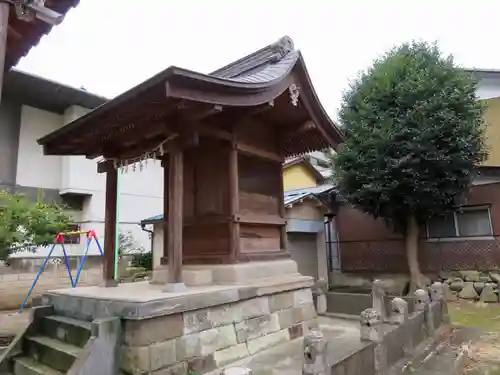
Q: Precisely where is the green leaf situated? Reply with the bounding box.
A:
[332,41,487,233]
[0,190,72,260]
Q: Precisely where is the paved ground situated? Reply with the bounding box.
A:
[227,316,364,375]
[3,301,500,374]
[0,309,29,339]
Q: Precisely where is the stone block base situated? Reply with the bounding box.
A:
[152,259,299,286]
[119,284,316,374]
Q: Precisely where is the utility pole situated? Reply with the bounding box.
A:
[0,2,9,102]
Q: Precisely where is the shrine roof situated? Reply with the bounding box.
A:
[37,36,344,158]
[6,0,80,70]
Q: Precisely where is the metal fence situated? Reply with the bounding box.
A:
[339,236,500,273]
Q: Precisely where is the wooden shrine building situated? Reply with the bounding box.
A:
[37,36,344,289]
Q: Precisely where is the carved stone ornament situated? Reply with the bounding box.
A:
[360,308,382,328]
[429,281,445,302]
[360,308,382,342]
[289,84,300,106]
[414,289,430,311]
[303,329,327,375]
[390,297,408,325]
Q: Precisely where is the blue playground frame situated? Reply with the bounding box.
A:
[18,230,104,313]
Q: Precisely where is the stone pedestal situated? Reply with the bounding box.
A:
[41,261,316,375]
[152,259,299,286]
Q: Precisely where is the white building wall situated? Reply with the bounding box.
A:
[16,106,63,189]
[11,104,163,258]
[476,77,500,100]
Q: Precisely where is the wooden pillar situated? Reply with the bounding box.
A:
[0,3,10,103]
[165,144,185,290]
[162,156,169,264]
[279,163,287,250]
[103,167,118,286]
[228,143,240,262]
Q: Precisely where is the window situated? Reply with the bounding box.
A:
[64,224,81,245]
[426,206,493,239]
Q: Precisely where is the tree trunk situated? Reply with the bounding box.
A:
[405,214,429,292]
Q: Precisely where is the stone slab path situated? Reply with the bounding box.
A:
[222,316,364,375]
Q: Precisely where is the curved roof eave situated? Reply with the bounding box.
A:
[38,44,344,149]
[38,53,301,145]
[167,53,344,148]
[293,53,344,148]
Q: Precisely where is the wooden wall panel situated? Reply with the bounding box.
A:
[235,118,279,154]
[183,150,195,221]
[239,224,281,253]
[239,192,279,216]
[183,222,229,257]
[194,140,229,216]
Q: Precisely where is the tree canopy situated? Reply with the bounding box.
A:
[0,190,72,261]
[333,41,487,288]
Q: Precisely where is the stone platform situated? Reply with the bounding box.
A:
[38,261,319,374]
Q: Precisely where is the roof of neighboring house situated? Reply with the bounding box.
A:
[141,213,163,225]
[464,68,500,80]
[141,184,340,225]
[6,0,80,70]
[284,184,335,207]
[3,68,108,113]
[283,156,325,183]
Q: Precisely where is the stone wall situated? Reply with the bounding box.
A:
[120,288,317,375]
[0,266,102,310]
[441,270,500,302]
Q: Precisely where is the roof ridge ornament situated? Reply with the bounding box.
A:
[269,36,295,62]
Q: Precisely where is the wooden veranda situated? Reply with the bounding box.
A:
[37,36,344,287]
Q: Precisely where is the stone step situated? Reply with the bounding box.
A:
[41,315,92,348]
[25,336,81,373]
[13,357,63,375]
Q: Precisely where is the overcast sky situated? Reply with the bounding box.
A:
[16,0,500,118]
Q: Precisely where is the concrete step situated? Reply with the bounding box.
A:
[41,315,91,348]
[25,336,81,373]
[13,357,63,375]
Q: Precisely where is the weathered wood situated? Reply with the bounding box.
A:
[103,168,118,285]
[167,145,184,283]
[240,225,281,254]
[278,161,287,250]
[235,213,286,226]
[228,143,240,262]
[239,192,279,215]
[236,143,282,162]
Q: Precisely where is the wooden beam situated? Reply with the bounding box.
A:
[97,133,199,173]
[93,103,279,167]
[236,143,283,162]
[103,168,118,286]
[228,140,240,262]
[167,144,184,284]
[234,214,286,226]
[278,163,288,251]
